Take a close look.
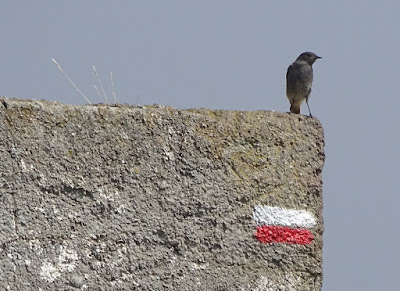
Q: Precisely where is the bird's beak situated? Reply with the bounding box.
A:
[316,55,322,59]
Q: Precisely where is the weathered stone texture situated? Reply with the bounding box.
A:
[0,98,324,290]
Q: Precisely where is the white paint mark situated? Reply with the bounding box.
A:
[253,205,316,228]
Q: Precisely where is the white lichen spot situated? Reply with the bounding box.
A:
[164,150,175,161]
[38,173,48,188]
[58,245,78,272]
[98,187,120,202]
[35,207,45,213]
[20,159,27,172]
[67,211,79,220]
[29,239,43,254]
[40,245,79,283]
[40,261,61,282]
[52,205,59,215]
[252,272,302,291]
[116,204,126,214]
[190,262,209,271]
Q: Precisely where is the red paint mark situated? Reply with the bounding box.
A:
[255,225,314,245]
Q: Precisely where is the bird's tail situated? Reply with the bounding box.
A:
[290,104,301,114]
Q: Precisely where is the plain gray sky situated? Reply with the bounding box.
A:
[2,2,399,290]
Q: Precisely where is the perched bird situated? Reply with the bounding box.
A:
[286,52,321,117]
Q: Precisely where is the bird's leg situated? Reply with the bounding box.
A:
[306,98,313,118]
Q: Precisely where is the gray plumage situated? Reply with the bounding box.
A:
[286,52,321,116]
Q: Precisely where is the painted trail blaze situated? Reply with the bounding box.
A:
[255,225,314,245]
[253,205,316,245]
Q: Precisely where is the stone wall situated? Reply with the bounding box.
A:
[0,98,325,290]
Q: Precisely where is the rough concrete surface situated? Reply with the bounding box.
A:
[0,98,325,290]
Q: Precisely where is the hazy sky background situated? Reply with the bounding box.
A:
[1,2,399,290]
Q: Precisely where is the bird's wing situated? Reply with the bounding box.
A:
[286,63,300,95]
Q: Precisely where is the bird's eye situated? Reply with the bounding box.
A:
[306,53,311,58]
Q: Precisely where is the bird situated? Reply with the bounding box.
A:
[286,52,321,117]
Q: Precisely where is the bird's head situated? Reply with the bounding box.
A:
[296,52,321,65]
